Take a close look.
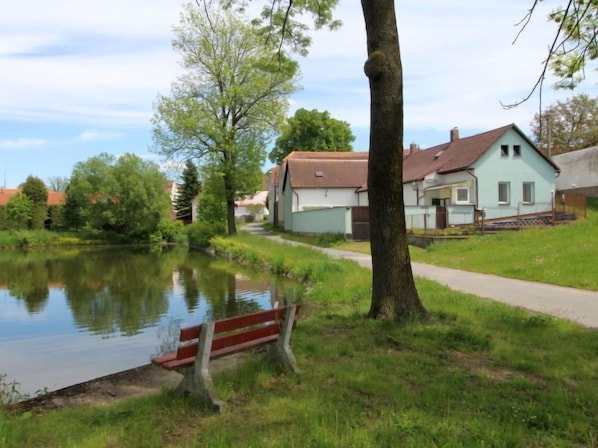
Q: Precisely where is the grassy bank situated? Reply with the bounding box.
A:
[2,231,598,447]
[0,230,133,249]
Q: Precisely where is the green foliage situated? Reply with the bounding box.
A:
[268,108,356,164]
[186,220,226,249]
[19,175,48,206]
[152,2,299,235]
[157,219,187,244]
[63,153,170,239]
[3,193,32,230]
[530,93,598,154]
[545,1,598,89]
[174,160,201,220]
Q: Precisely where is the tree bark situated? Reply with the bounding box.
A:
[361,0,426,321]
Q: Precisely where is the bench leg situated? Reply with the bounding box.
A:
[175,321,225,413]
[266,305,300,374]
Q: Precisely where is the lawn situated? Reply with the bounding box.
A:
[2,229,598,447]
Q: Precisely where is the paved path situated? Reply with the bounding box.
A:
[243,223,598,328]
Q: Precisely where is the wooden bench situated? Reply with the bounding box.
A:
[152,304,300,412]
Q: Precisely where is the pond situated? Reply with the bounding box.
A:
[0,247,302,398]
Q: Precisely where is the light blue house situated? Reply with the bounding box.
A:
[398,124,561,227]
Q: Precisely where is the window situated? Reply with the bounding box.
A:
[500,145,509,157]
[498,182,510,204]
[523,182,534,204]
[513,145,521,156]
[455,187,469,204]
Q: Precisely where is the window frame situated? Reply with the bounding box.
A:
[522,182,535,204]
[500,145,509,157]
[455,187,470,204]
[498,182,510,204]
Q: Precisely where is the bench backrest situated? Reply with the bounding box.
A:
[175,305,300,361]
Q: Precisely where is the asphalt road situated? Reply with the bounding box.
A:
[243,223,598,328]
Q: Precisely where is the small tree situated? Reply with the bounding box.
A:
[175,160,201,221]
[530,93,598,155]
[20,176,48,230]
[268,108,356,165]
[5,193,33,230]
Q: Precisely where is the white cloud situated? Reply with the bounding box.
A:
[0,138,45,149]
[77,129,122,142]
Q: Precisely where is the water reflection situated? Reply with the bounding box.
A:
[0,247,302,396]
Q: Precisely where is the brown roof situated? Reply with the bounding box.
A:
[402,123,559,183]
[283,151,369,161]
[0,188,65,206]
[284,159,368,189]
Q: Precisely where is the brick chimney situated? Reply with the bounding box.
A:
[450,127,459,142]
[409,142,419,154]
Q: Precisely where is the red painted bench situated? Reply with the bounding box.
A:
[152,304,300,412]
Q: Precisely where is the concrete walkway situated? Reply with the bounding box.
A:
[242,223,598,328]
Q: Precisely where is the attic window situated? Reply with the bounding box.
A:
[513,145,521,156]
[500,145,509,157]
[314,171,324,177]
[433,151,444,160]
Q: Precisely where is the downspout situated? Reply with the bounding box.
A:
[466,169,479,209]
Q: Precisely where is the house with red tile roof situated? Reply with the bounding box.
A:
[269,151,368,236]
[270,124,560,237]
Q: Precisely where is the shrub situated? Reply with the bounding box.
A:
[186,220,225,249]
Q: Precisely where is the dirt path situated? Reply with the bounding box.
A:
[10,353,254,413]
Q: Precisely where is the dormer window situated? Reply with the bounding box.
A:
[500,145,509,157]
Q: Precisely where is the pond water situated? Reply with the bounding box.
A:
[0,247,302,398]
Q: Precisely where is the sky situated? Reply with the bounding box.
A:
[1,0,597,188]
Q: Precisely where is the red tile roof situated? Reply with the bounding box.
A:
[0,188,65,206]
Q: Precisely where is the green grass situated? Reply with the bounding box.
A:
[2,230,598,446]
[0,230,133,248]
[408,199,598,290]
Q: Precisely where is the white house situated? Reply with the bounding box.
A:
[553,145,598,197]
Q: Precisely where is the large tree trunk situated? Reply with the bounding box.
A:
[361,0,426,321]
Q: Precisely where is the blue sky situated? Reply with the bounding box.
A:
[1,0,596,188]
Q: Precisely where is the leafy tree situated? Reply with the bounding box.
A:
[232,0,426,321]
[531,93,598,155]
[175,160,201,220]
[4,193,33,230]
[64,153,170,238]
[47,176,69,192]
[268,108,355,164]
[20,176,48,205]
[152,2,298,236]
[20,175,48,229]
[510,1,598,105]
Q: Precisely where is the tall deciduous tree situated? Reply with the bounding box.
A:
[175,160,202,220]
[530,93,598,155]
[152,2,298,235]
[234,0,425,321]
[268,108,356,165]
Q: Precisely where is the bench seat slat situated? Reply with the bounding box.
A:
[177,305,300,342]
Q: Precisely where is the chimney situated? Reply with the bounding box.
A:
[409,142,419,154]
[450,127,459,142]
